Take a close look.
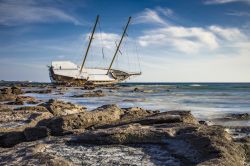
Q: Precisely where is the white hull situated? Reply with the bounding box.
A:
[49,61,140,85]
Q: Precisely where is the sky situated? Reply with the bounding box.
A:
[0,0,250,82]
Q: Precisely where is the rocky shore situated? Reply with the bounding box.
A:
[0,83,249,165]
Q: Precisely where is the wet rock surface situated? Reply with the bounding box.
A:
[0,104,52,134]
[6,97,24,105]
[14,105,48,111]
[40,99,86,116]
[25,89,52,94]
[11,86,23,95]
[222,113,250,120]
[0,88,16,101]
[71,90,105,97]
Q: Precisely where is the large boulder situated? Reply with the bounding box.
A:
[96,110,198,129]
[0,87,22,101]
[11,86,23,95]
[0,131,26,148]
[24,126,50,141]
[70,124,172,144]
[40,104,123,135]
[0,93,16,101]
[0,87,12,94]
[121,107,159,121]
[40,99,86,116]
[166,110,199,124]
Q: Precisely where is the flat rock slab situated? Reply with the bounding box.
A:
[70,123,246,166]
[0,136,181,166]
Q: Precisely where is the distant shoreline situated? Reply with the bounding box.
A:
[1,80,250,84]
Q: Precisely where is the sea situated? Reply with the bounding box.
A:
[23,82,250,126]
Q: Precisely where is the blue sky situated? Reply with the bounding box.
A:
[0,0,250,82]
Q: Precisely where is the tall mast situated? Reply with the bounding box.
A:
[107,16,131,74]
[80,15,99,73]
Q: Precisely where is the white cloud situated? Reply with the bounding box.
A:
[132,7,250,82]
[209,25,246,41]
[87,32,120,50]
[204,0,250,5]
[138,26,219,54]
[226,11,250,17]
[155,7,174,17]
[136,52,250,82]
[133,8,168,25]
[0,0,82,26]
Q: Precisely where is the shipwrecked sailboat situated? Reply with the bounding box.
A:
[49,16,141,86]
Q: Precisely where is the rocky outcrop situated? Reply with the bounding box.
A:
[71,90,105,97]
[95,110,198,129]
[0,131,26,148]
[82,82,95,90]
[0,104,200,140]
[0,93,16,101]
[121,107,159,121]
[24,126,50,141]
[11,86,23,95]
[0,107,52,133]
[0,87,12,94]
[132,88,160,93]
[6,96,42,105]
[39,104,122,135]
[70,123,245,166]
[17,96,42,104]
[0,86,23,101]
[25,89,52,94]
[222,113,250,120]
[14,106,48,112]
[133,87,141,92]
[0,88,16,101]
[6,97,24,105]
[40,99,86,116]
[0,141,74,165]
[0,104,12,112]
[0,100,249,165]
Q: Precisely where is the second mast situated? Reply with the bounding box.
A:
[80,15,99,73]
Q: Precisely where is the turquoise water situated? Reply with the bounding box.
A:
[24,83,250,126]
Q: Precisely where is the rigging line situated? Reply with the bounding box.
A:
[123,36,131,73]
[97,21,102,67]
[98,21,105,59]
[135,36,142,73]
[98,20,108,68]
[74,27,92,67]
[129,22,141,73]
